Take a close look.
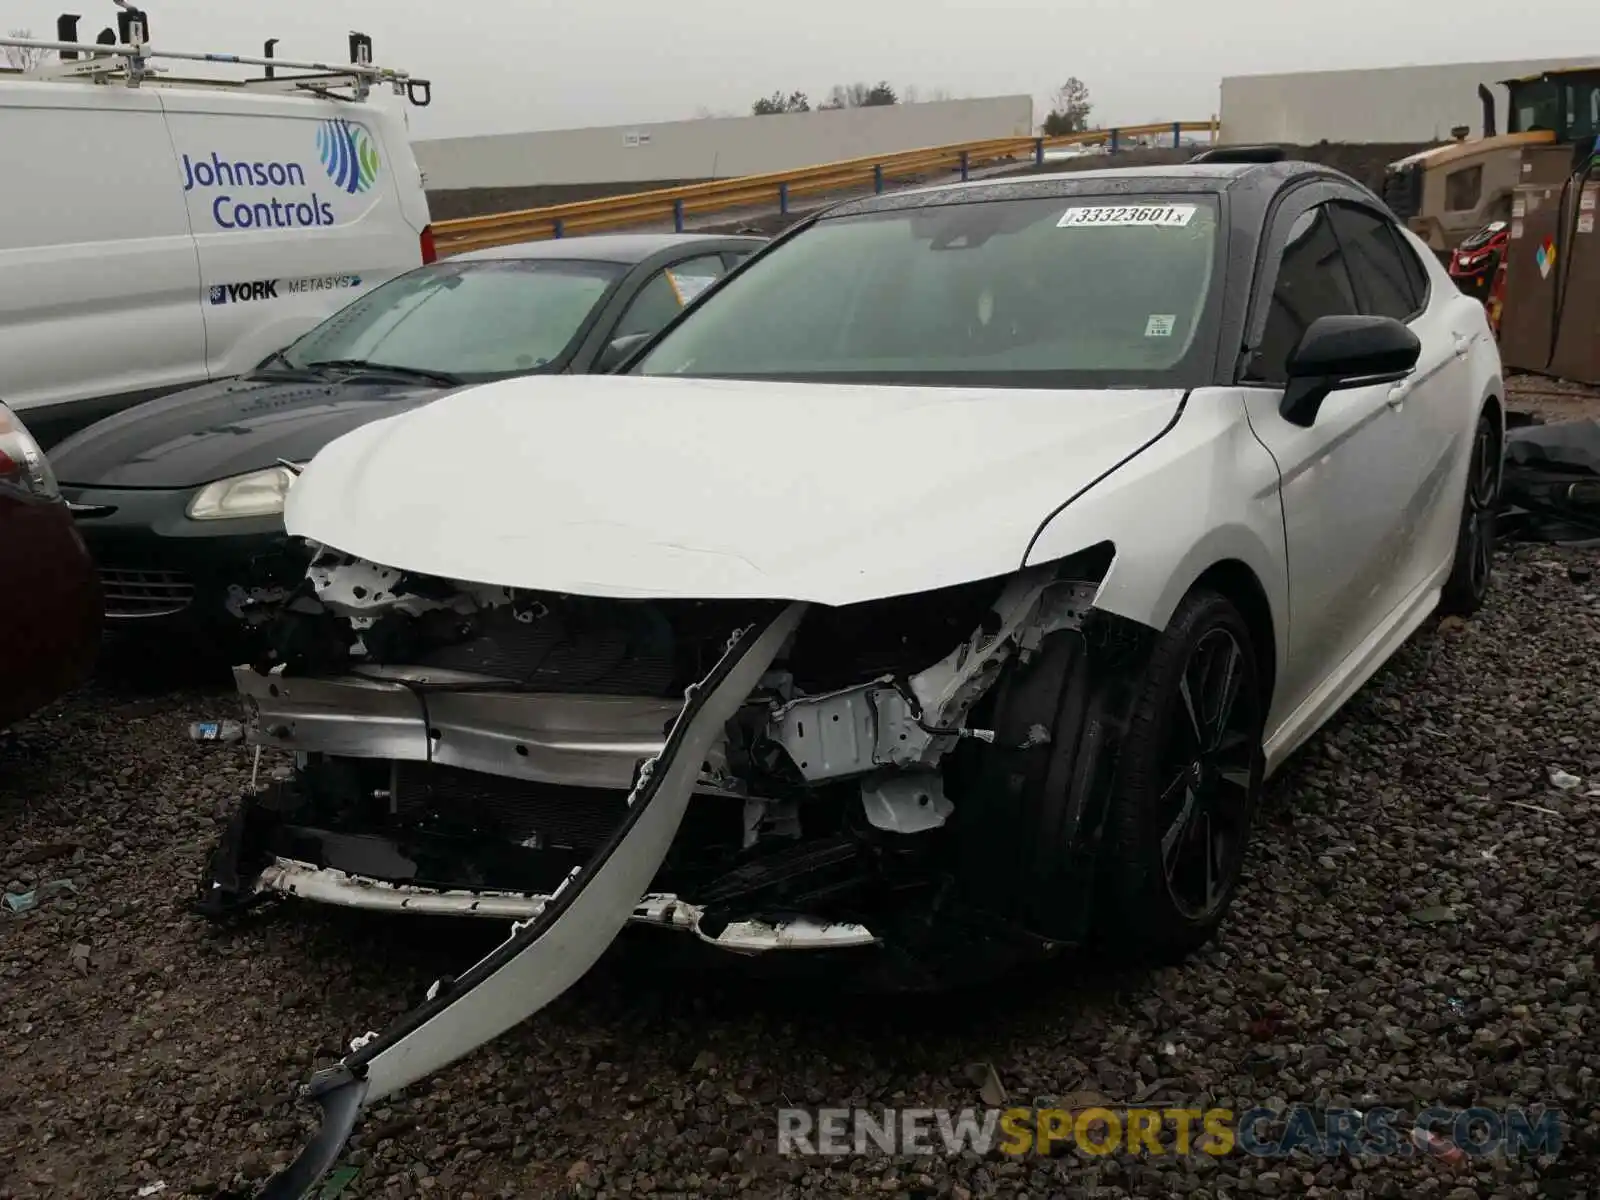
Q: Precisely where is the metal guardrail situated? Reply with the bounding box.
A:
[431,120,1219,255]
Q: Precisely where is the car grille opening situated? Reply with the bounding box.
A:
[99,568,195,618]
[391,763,630,851]
[387,596,777,698]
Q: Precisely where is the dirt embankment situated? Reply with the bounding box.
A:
[689,143,1444,238]
[981,142,1438,192]
[427,143,1441,225]
[426,180,708,221]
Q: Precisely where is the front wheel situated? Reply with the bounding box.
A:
[1440,409,1499,617]
[1092,590,1266,962]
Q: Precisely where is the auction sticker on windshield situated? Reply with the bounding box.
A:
[1058,205,1197,228]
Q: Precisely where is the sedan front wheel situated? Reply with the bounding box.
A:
[1093,590,1266,961]
[1440,409,1499,617]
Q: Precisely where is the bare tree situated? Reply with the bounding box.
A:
[821,81,897,108]
[3,28,54,72]
[822,82,868,109]
[1041,77,1093,136]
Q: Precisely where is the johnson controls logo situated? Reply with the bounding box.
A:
[318,119,381,195]
[182,121,380,230]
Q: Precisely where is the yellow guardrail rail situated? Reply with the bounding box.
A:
[432,120,1219,256]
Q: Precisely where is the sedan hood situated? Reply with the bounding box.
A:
[48,374,453,490]
[286,375,1184,606]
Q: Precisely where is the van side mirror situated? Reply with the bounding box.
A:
[1280,314,1420,427]
[596,332,652,373]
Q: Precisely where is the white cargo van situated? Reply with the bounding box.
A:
[0,10,436,446]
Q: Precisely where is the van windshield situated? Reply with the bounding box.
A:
[633,194,1223,388]
[280,259,625,381]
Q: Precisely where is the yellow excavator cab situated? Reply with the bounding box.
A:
[1383,65,1600,255]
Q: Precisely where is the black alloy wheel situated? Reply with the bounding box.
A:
[1157,626,1259,922]
[1441,410,1499,616]
[1092,589,1266,961]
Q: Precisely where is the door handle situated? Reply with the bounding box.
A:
[1452,331,1474,359]
[1386,382,1410,411]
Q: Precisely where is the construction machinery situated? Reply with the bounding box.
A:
[1494,136,1600,383]
[1383,66,1600,255]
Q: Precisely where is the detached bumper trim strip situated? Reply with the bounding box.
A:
[253,601,806,1200]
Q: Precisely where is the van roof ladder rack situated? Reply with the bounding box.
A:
[0,6,431,106]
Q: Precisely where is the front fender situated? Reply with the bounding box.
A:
[1023,391,1288,688]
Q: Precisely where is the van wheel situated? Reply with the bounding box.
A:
[1440,410,1499,617]
[1091,590,1266,962]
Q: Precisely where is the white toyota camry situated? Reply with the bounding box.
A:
[213,154,1504,1197]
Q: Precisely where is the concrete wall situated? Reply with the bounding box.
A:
[413,95,1035,192]
[1220,58,1600,145]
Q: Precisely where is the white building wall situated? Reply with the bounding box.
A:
[413,96,1035,189]
[1220,58,1600,145]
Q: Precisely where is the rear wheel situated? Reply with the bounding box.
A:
[1440,410,1499,617]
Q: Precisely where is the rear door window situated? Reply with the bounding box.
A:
[1330,203,1425,321]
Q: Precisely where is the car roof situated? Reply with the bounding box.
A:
[823,160,1338,220]
[452,232,766,265]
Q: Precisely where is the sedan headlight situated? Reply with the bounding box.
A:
[187,464,301,521]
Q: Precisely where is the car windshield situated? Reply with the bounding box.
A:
[633,193,1223,388]
[279,259,625,381]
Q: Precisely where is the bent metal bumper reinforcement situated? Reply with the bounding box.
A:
[255,859,875,950]
[254,602,805,1200]
[233,667,690,791]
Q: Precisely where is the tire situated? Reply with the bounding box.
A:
[953,629,1106,943]
[1439,409,1500,617]
[1091,589,1266,962]
[956,589,1265,962]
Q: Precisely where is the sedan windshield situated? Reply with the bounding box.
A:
[635,194,1222,387]
[279,259,625,382]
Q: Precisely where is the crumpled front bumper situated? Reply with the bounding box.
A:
[247,604,806,1200]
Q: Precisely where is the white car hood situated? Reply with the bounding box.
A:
[285,375,1183,606]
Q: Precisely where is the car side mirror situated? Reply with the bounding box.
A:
[1280,314,1421,427]
[596,332,652,373]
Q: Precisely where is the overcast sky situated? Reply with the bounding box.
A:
[11,0,1600,139]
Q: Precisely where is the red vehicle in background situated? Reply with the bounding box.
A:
[0,402,100,729]
[1449,220,1510,337]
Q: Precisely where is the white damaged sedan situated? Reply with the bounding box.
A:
[216,155,1504,1198]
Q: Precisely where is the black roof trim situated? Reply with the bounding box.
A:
[1189,145,1288,164]
[820,162,1328,220]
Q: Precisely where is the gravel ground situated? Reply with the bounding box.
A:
[4,539,1600,1200]
[1506,375,1600,425]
